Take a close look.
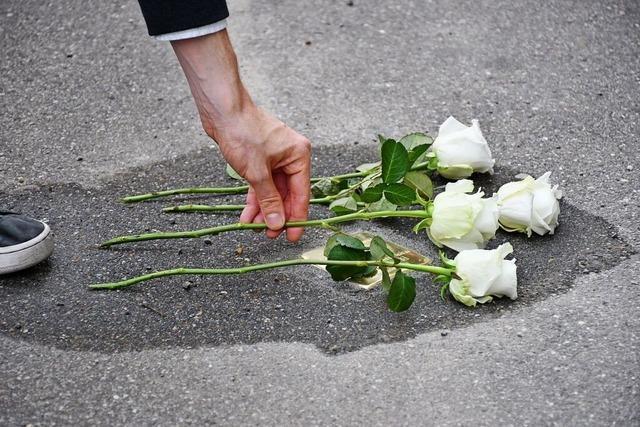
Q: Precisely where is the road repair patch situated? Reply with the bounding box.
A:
[0,145,634,354]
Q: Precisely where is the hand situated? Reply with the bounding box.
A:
[215,105,311,242]
[171,31,312,242]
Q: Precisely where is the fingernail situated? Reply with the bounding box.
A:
[265,213,284,229]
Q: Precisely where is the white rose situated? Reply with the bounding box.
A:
[448,243,518,307]
[496,172,562,236]
[431,116,495,179]
[428,179,499,252]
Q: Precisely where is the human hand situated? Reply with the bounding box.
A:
[171,31,311,242]
[213,106,311,242]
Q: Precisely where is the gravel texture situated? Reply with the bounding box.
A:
[1,0,639,425]
[0,145,633,355]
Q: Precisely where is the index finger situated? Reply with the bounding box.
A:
[284,160,311,242]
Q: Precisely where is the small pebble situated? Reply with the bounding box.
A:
[235,245,244,255]
[441,331,448,337]
[346,0,354,5]
[203,239,212,245]
[182,281,194,290]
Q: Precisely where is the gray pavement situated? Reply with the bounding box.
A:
[1,0,639,425]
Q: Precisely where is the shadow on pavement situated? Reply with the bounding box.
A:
[0,145,634,354]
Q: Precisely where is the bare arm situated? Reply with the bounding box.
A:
[171,30,311,242]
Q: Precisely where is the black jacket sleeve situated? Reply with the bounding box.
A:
[137,0,229,36]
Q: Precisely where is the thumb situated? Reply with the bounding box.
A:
[250,175,286,231]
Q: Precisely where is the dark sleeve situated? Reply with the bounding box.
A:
[137,0,229,36]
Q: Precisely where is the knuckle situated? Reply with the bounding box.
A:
[297,137,312,155]
[201,123,216,139]
[258,194,283,208]
[245,170,268,184]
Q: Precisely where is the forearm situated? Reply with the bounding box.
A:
[169,29,311,241]
[170,30,254,141]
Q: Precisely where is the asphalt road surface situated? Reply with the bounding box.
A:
[1,0,639,425]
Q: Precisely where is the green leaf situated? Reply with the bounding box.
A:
[326,243,367,262]
[367,196,397,212]
[387,270,416,312]
[399,132,433,151]
[324,233,366,256]
[336,179,350,191]
[414,190,430,208]
[359,265,379,278]
[311,178,340,198]
[356,162,380,173]
[381,139,409,184]
[407,144,429,166]
[383,183,416,206]
[369,236,395,260]
[439,283,450,301]
[433,274,451,284]
[427,153,439,171]
[412,218,431,233]
[325,245,369,281]
[380,267,392,292]
[360,176,382,191]
[438,250,456,269]
[403,171,433,199]
[226,164,244,180]
[329,197,358,215]
[361,183,386,203]
[347,178,362,188]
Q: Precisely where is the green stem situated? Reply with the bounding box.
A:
[89,258,451,290]
[100,209,430,247]
[120,162,431,204]
[162,200,368,213]
[163,197,347,213]
[161,172,381,213]
[120,169,377,204]
[121,185,250,203]
[163,204,245,213]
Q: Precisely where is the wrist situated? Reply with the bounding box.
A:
[171,30,255,139]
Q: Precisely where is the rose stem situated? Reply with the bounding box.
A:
[100,209,430,247]
[162,197,361,213]
[161,173,380,214]
[160,175,378,213]
[121,185,250,203]
[119,170,372,203]
[89,258,452,290]
[119,161,431,203]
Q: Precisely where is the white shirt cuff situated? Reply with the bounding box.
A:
[153,19,228,41]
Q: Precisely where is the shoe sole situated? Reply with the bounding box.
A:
[0,223,54,275]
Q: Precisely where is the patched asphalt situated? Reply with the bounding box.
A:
[0,144,633,354]
[1,0,639,424]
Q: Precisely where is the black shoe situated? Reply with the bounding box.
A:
[0,212,54,274]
